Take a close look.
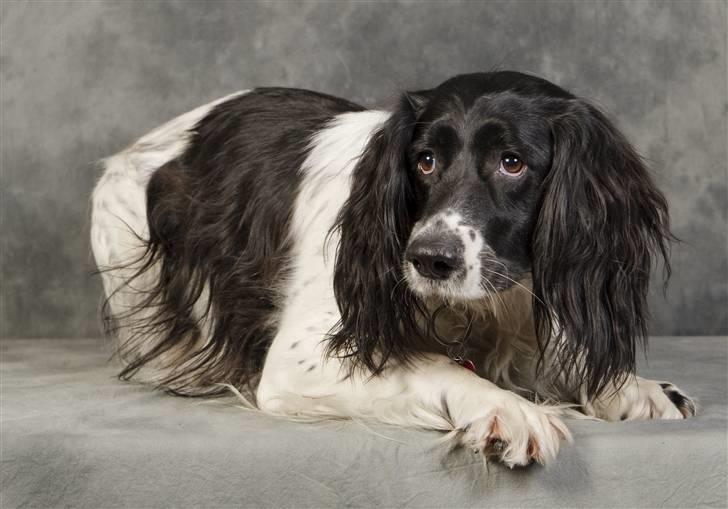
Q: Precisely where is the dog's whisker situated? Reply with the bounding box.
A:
[481,267,544,306]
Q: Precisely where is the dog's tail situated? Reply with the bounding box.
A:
[90,92,248,397]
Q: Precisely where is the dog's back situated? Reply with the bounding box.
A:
[91,88,366,395]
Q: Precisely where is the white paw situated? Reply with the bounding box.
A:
[588,377,697,421]
[459,395,571,468]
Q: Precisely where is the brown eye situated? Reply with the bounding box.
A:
[499,154,526,175]
[417,151,436,174]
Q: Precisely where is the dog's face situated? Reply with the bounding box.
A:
[403,75,567,301]
[331,71,671,397]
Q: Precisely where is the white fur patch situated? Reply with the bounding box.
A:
[257,109,391,409]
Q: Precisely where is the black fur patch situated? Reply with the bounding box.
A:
[665,389,688,409]
[106,88,362,396]
[662,386,696,416]
[532,98,672,398]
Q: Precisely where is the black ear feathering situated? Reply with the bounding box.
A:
[327,92,429,375]
[532,99,673,399]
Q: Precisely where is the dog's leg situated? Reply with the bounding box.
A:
[534,333,697,421]
[581,375,696,421]
[258,331,571,467]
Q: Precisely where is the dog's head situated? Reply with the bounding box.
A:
[401,74,565,300]
[331,72,671,397]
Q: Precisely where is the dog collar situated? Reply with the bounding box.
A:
[453,356,477,372]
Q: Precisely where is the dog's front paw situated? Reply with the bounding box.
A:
[588,376,697,421]
[460,396,571,468]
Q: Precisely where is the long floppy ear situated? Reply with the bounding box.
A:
[326,92,430,375]
[532,100,672,398]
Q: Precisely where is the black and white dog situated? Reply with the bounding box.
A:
[92,71,695,467]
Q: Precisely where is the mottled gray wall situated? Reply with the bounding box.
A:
[1,0,726,338]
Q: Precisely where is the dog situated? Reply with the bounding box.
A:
[91,71,695,467]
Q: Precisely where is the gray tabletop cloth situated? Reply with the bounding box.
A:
[1,337,726,508]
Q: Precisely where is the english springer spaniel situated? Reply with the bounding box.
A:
[92,71,695,467]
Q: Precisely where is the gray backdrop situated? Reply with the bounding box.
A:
[1,0,726,338]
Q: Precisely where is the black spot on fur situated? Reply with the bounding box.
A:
[306,364,316,372]
[665,390,689,408]
[290,341,299,350]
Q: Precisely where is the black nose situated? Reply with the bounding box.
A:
[405,237,464,280]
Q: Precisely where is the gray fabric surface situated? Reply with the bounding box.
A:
[1,337,726,508]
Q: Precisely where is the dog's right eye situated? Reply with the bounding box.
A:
[417,151,436,174]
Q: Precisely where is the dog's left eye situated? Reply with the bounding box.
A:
[499,154,527,176]
[417,151,437,174]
